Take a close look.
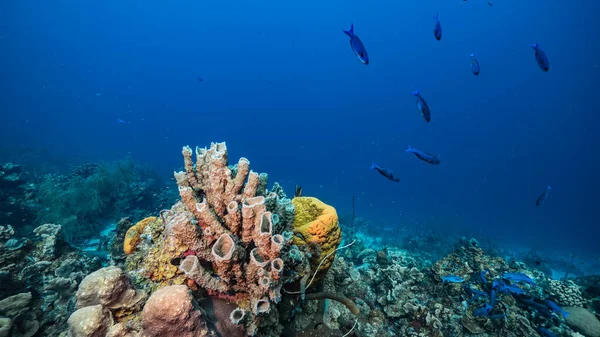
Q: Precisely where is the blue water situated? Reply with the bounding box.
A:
[1,1,599,256]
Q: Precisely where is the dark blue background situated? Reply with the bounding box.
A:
[1,0,599,255]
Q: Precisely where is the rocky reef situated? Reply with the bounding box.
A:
[2,143,600,337]
[60,142,346,337]
[0,222,101,337]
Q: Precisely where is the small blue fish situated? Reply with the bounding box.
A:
[442,275,465,283]
[502,272,535,285]
[490,289,496,306]
[117,118,131,124]
[531,42,549,72]
[406,146,440,165]
[538,327,558,337]
[469,53,480,76]
[545,299,569,319]
[412,89,431,122]
[433,13,442,41]
[536,185,551,206]
[371,163,399,182]
[343,24,369,65]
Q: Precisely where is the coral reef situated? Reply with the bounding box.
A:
[0,163,37,235]
[121,142,331,336]
[0,223,100,336]
[547,279,587,307]
[35,159,174,245]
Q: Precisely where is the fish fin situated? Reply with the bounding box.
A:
[343,23,354,37]
[370,162,377,170]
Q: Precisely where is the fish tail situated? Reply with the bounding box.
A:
[531,42,539,49]
[547,185,552,190]
[370,162,377,170]
[434,13,438,20]
[412,89,420,96]
[406,146,414,153]
[343,23,354,37]
[469,52,475,57]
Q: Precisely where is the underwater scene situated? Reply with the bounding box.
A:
[1,0,599,336]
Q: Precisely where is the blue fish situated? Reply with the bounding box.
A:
[536,185,551,206]
[538,327,558,337]
[531,42,549,72]
[473,303,493,317]
[502,272,535,285]
[479,269,489,284]
[406,146,440,165]
[343,24,369,65]
[442,275,464,283]
[463,284,487,302]
[490,289,496,306]
[469,53,480,76]
[517,297,552,314]
[493,279,526,295]
[371,163,399,182]
[433,13,442,41]
[545,299,569,319]
[412,89,431,122]
[117,118,131,124]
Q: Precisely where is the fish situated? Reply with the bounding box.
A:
[531,43,550,72]
[536,185,551,206]
[343,24,369,65]
[412,89,431,122]
[117,119,131,124]
[295,185,303,197]
[490,289,496,306]
[441,275,465,283]
[538,328,558,337]
[544,299,569,319]
[493,279,526,295]
[370,163,400,182]
[406,146,440,165]
[502,272,536,285]
[469,53,480,76]
[473,303,493,317]
[433,13,442,41]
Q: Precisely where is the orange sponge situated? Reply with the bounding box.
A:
[291,197,341,278]
[124,216,157,255]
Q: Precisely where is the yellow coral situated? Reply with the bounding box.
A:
[291,197,341,278]
[124,216,157,255]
